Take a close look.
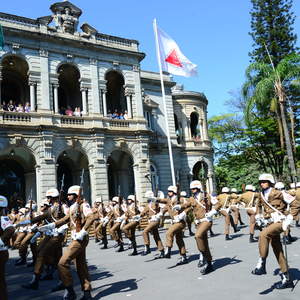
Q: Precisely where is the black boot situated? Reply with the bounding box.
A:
[249,234,255,243]
[63,286,77,300]
[287,233,297,243]
[225,234,232,241]
[209,229,215,237]
[116,243,124,252]
[22,273,40,290]
[251,258,266,275]
[296,220,300,227]
[142,245,151,256]
[15,258,26,266]
[41,265,55,280]
[199,260,213,275]
[275,272,293,289]
[239,213,245,226]
[156,249,165,259]
[229,215,239,232]
[164,247,172,259]
[282,235,291,245]
[176,254,188,265]
[129,242,138,256]
[80,290,92,300]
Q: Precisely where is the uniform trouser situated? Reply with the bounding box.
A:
[58,237,91,291]
[93,221,100,240]
[0,250,9,300]
[165,221,186,255]
[34,235,64,275]
[195,221,212,262]
[246,209,256,234]
[258,222,287,273]
[122,221,137,243]
[231,206,239,225]
[110,222,122,243]
[95,222,107,242]
[220,210,231,234]
[13,232,26,249]
[19,232,36,261]
[143,221,164,251]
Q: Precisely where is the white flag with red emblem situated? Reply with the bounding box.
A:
[156,25,197,77]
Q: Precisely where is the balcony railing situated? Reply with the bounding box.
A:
[107,119,130,128]
[61,116,84,126]
[1,111,32,122]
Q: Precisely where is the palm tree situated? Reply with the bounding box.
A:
[242,53,300,180]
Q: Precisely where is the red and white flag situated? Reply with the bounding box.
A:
[156,25,197,77]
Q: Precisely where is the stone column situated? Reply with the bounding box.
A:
[101,88,107,116]
[199,119,204,140]
[81,88,87,115]
[29,82,36,112]
[39,49,50,110]
[203,110,209,140]
[35,165,41,205]
[0,66,3,104]
[126,94,132,118]
[90,59,100,114]
[53,84,59,113]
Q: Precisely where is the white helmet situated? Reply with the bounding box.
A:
[46,188,59,198]
[190,180,202,190]
[145,191,154,198]
[231,188,237,193]
[245,185,253,191]
[127,195,135,201]
[221,187,230,193]
[67,185,80,196]
[112,196,119,202]
[180,191,187,197]
[95,197,102,203]
[168,185,177,194]
[290,183,296,189]
[0,195,8,208]
[296,182,300,188]
[157,191,164,199]
[275,182,285,190]
[259,174,275,184]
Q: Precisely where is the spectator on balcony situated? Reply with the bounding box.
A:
[119,112,125,120]
[112,109,118,119]
[59,106,66,115]
[107,110,112,118]
[16,103,24,113]
[123,110,128,120]
[7,100,15,112]
[74,107,82,117]
[24,102,31,113]
[65,105,73,116]
[0,101,8,111]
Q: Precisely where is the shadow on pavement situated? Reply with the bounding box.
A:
[213,256,242,270]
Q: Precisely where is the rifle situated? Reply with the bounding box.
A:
[117,185,123,215]
[29,189,33,220]
[58,174,65,215]
[75,169,85,232]
[176,183,181,205]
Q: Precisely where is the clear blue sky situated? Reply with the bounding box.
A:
[1,0,300,117]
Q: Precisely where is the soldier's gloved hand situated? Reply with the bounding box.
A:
[282,214,294,231]
[17,219,31,227]
[57,224,68,234]
[102,216,109,227]
[177,211,186,221]
[200,217,211,223]
[173,215,180,223]
[271,212,285,223]
[205,209,217,219]
[39,222,55,233]
[133,215,141,222]
[30,232,41,244]
[225,208,230,214]
[172,205,181,211]
[0,238,4,248]
[75,229,88,241]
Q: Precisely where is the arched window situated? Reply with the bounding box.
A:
[1,55,30,110]
[105,71,126,116]
[57,64,82,115]
[190,112,200,139]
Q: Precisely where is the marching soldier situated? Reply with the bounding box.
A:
[217,187,238,240]
[121,195,140,256]
[159,186,191,265]
[239,185,258,243]
[189,181,220,274]
[18,188,67,290]
[38,185,94,300]
[251,174,300,289]
[230,188,244,227]
[140,191,164,257]
[94,198,109,249]
[181,191,194,236]
[0,195,16,300]
[92,200,101,243]
[109,196,125,252]
[288,182,300,227]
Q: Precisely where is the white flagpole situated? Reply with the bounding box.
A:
[153,18,176,186]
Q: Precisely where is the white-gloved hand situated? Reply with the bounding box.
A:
[205,209,217,219]
[102,216,109,227]
[38,222,55,233]
[282,214,294,231]
[178,211,186,221]
[17,219,31,227]
[173,215,180,223]
[30,232,41,244]
[57,224,69,234]
[271,212,285,223]
[150,215,159,222]
[75,229,88,241]
[0,238,4,248]
[225,208,230,214]
[172,205,181,211]
[200,217,211,223]
[133,215,141,222]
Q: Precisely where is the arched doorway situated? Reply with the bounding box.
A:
[56,149,91,203]
[190,112,200,139]
[0,147,36,209]
[105,71,126,115]
[107,150,134,199]
[192,160,208,191]
[1,55,30,109]
[57,64,82,114]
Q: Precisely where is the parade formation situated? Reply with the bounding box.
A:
[1,174,300,299]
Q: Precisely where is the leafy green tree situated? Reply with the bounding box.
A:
[249,0,297,67]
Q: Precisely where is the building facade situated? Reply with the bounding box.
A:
[0,1,214,206]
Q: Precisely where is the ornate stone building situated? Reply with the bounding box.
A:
[0,1,214,206]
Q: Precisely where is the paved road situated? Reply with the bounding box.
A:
[6,212,300,300]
